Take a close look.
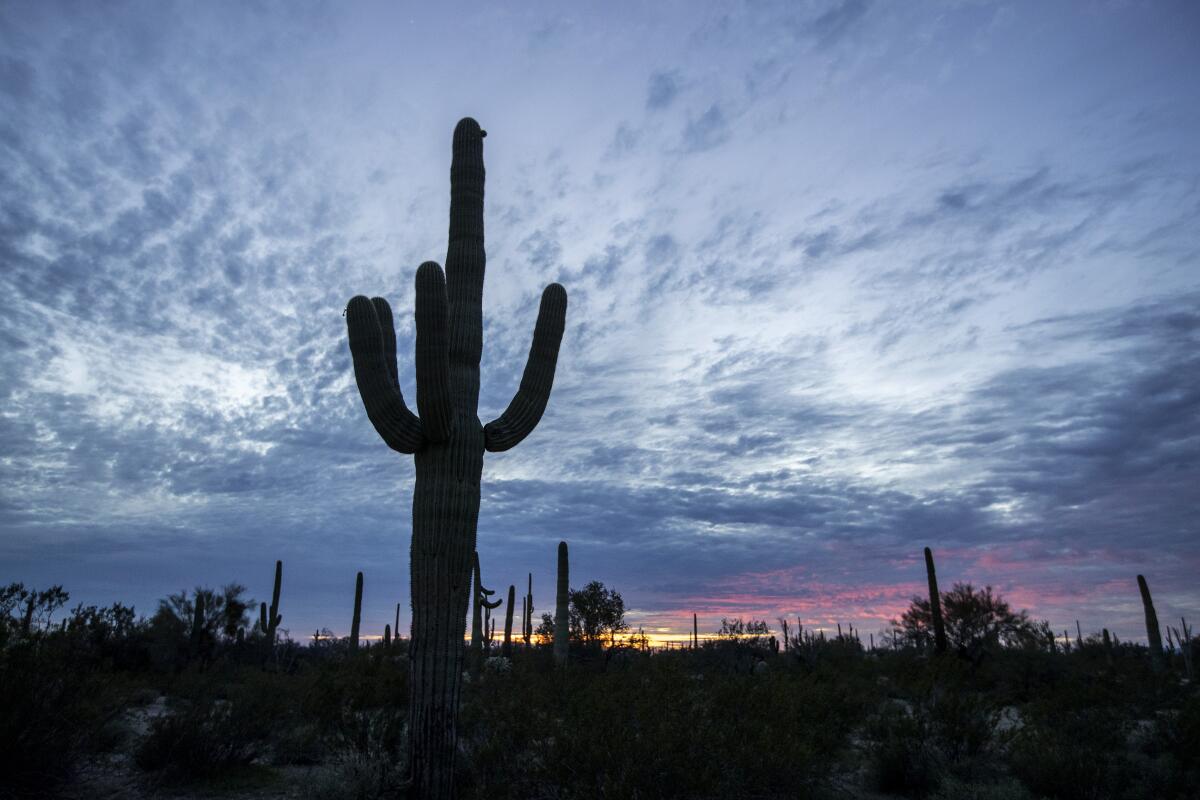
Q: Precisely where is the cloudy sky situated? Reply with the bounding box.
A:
[2,1,1197,644]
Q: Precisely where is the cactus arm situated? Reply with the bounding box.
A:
[371,298,402,393]
[446,119,486,415]
[484,283,568,452]
[481,594,503,610]
[415,261,453,441]
[346,296,424,453]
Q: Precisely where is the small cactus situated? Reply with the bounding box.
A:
[350,571,363,651]
[384,623,392,648]
[554,541,569,665]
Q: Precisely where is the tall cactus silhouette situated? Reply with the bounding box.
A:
[471,551,503,660]
[503,584,515,657]
[555,541,570,665]
[350,571,363,651]
[345,118,568,798]
[1137,574,1163,671]
[259,560,282,643]
[521,573,533,645]
[924,547,947,654]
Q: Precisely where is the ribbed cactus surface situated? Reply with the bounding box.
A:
[345,118,568,799]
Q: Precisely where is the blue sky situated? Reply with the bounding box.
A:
[2,1,1197,644]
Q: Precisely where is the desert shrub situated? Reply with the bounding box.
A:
[301,751,407,800]
[864,701,942,797]
[927,776,1036,800]
[0,638,119,797]
[135,675,285,781]
[459,658,859,799]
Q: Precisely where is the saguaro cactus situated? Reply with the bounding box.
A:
[523,572,533,646]
[554,541,570,665]
[384,623,392,648]
[924,547,948,654]
[503,584,515,657]
[350,571,363,651]
[1137,574,1163,672]
[260,560,282,643]
[471,551,503,660]
[345,118,568,798]
[694,612,698,650]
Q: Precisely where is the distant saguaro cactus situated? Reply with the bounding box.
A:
[268,560,283,638]
[924,547,947,654]
[345,118,568,797]
[471,551,503,661]
[523,572,533,646]
[384,623,392,648]
[503,585,515,657]
[1137,574,1163,672]
[693,612,698,650]
[554,541,570,665]
[350,572,363,651]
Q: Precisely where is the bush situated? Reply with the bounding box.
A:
[0,638,119,797]
[134,674,286,781]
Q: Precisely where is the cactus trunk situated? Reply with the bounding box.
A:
[1137,574,1163,671]
[524,572,533,646]
[350,571,363,651]
[554,541,570,665]
[267,560,282,642]
[924,547,948,654]
[503,585,515,657]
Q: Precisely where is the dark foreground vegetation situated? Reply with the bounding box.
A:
[2,579,1197,800]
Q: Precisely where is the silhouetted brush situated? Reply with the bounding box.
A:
[345,118,567,798]
[350,572,363,651]
[1137,574,1163,672]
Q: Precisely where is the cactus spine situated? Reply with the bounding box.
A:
[1137,574,1163,671]
[350,571,363,651]
[554,541,569,665]
[924,547,948,654]
[503,584,515,657]
[345,118,567,798]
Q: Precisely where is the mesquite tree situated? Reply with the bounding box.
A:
[345,117,568,799]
